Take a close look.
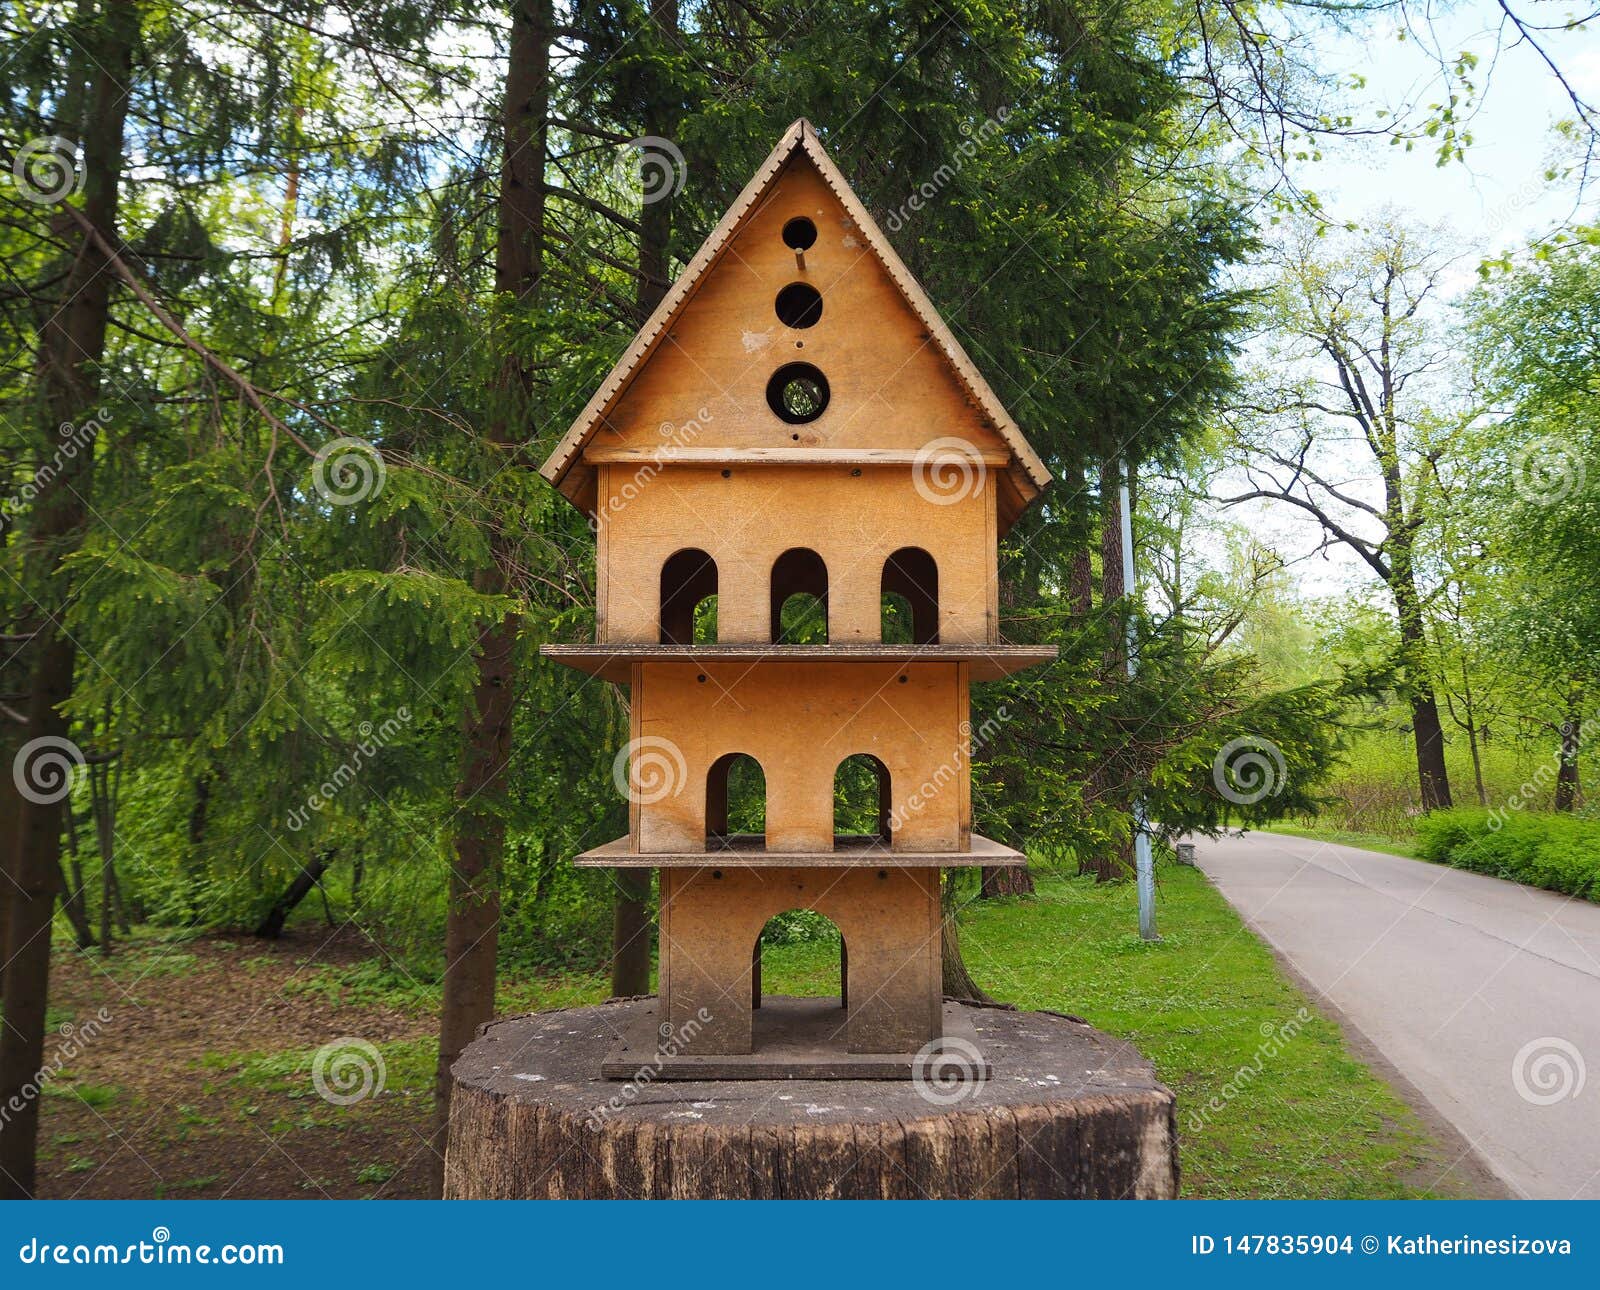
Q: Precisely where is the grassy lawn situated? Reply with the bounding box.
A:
[1263,821,1420,860]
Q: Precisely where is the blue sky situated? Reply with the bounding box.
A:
[1295,1,1598,252]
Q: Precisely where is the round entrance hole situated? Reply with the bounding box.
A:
[766,363,830,424]
[782,216,818,250]
[775,282,823,329]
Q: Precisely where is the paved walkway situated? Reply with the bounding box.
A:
[1195,830,1600,1199]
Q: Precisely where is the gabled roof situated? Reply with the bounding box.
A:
[539,118,1051,519]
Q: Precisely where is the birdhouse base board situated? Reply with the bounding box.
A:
[599,996,990,1081]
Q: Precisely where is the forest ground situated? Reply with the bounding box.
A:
[32,864,1491,1199]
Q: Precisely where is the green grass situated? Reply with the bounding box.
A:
[1265,822,1419,859]
[765,865,1462,1199]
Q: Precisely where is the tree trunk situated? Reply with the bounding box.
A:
[609,0,681,996]
[60,857,96,950]
[446,1002,1179,1198]
[1393,573,1451,812]
[980,864,1035,898]
[1069,549,1092,618]
[254,850,334,939]
[1082,458,1131,882]
[91,754,118,954]
[1098,457,1125,609]
[185,772,210,919]
[1555,689,1582,812]
[0,1,133,1200]
[940,872,996,1002]
[431,0,550,1196]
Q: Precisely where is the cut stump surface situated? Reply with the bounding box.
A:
[444,999,1178,1199]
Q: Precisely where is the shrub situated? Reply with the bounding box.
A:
[1415,809,1600,900]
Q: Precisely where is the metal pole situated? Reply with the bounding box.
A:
[1119,460,1158,941]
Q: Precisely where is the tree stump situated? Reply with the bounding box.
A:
[444,999,1178,1199]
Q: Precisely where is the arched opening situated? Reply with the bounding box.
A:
[770,547,828,643]
[660,548,717,644]
[706,753,765,851]
[751,910,844,1012]
[881,547,939,644]
[834,753,891,850]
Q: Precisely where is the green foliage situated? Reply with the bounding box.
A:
[1416,809,1600,900]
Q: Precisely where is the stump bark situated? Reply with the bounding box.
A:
[445,999,1177,1199]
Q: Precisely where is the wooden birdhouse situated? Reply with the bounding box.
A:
[540,119,1055,1078]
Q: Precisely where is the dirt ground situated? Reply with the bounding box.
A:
[34,928,440,1199]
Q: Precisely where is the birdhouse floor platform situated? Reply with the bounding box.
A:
[600,996,990,1081]
[572,832,1022,868]
[541,643,1057,683]
[444,997,1179,1199]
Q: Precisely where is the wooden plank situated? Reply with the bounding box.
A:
[570,832,1023,869]
[540,642,1056,683]
[600,998,992,1080]
[582,446,1012,466]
